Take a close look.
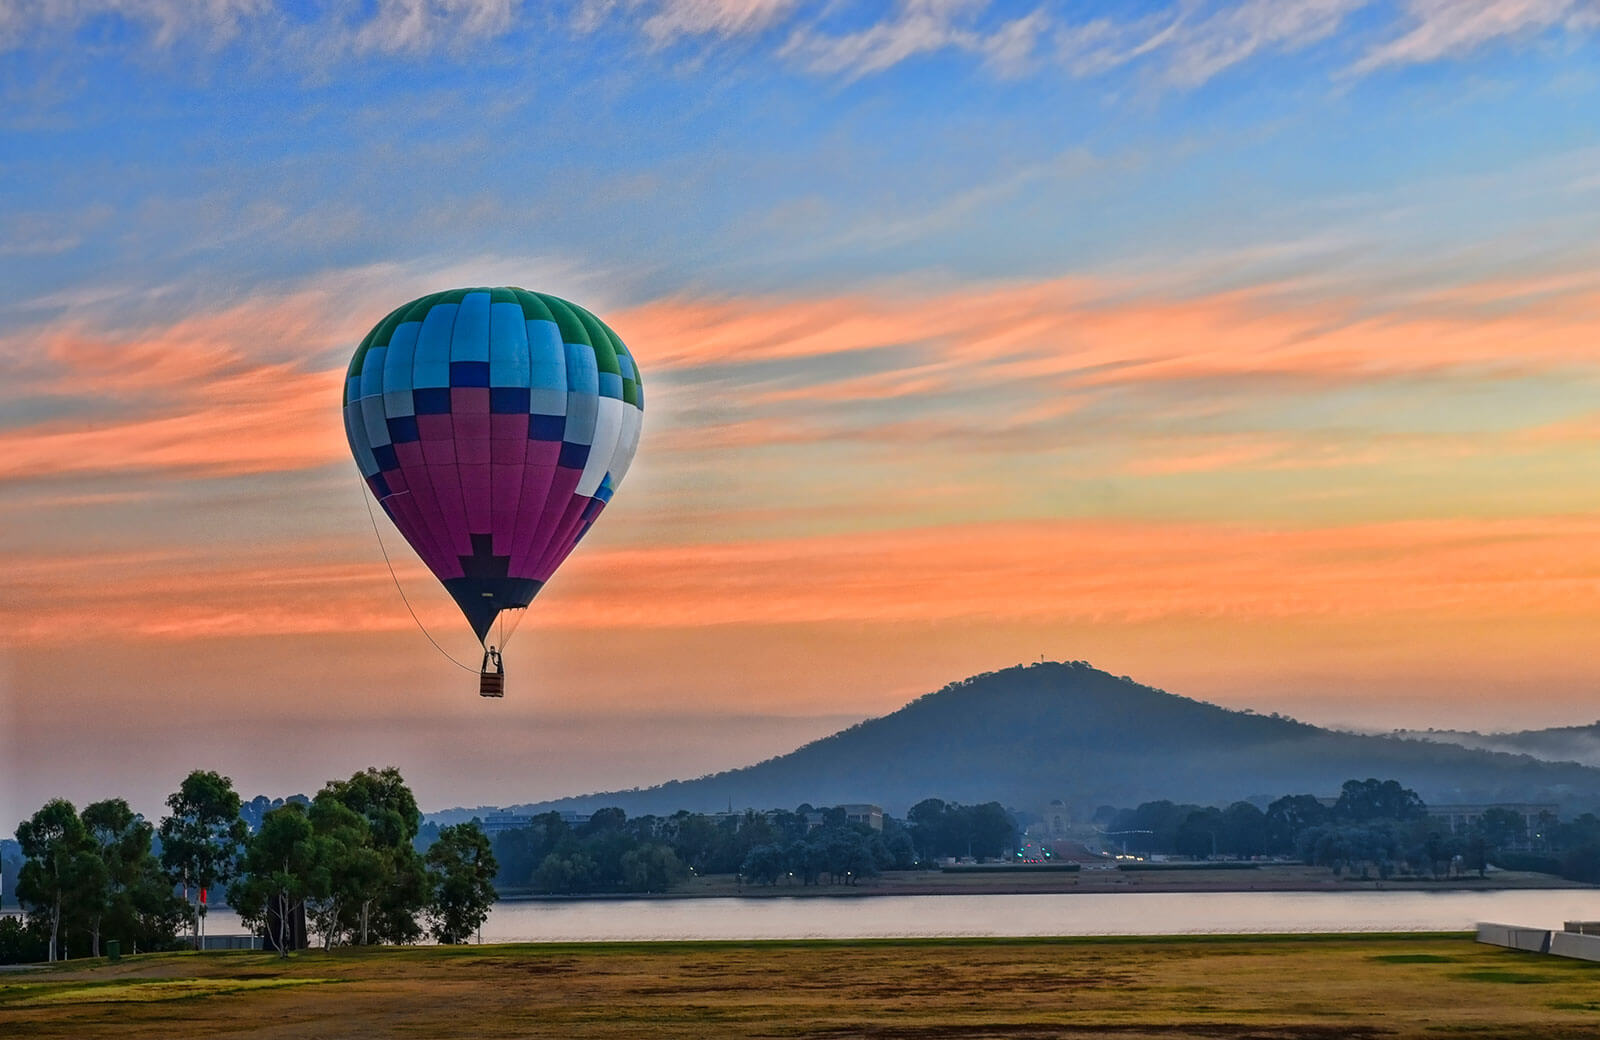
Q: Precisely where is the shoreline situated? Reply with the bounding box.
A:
[495,865,1594,901]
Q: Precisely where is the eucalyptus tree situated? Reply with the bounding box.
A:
[231,803,329,957]
[80,799,180,956]
[158,770,248,949]
[16,799,101,961]
[316,767,428,944]
[425,824,498,944]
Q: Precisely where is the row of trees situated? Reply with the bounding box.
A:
[1097,779,1430,860]
[6,767,497,964]
[488,799,1016,895]
[738,826,904,885]
[905,799,1014,860]
[229,767,496,954]
[1093,778,1567,880]
[9,798,187,962]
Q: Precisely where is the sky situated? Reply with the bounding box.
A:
[2,0,1599,825]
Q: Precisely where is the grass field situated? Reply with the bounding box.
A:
[3,933,1598,1039]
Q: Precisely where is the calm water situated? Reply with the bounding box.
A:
[198,889,1600,942]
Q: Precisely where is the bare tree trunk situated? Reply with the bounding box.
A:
[92,919,100,958]
[360,902,370,946]
[276,891,288,959]
[49,900,60,962]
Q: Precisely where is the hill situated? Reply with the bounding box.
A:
[446,662,1600,821]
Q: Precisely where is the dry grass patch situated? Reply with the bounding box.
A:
[3,934,1599,1039]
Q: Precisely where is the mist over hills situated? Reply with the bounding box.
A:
[438,662,1600,823]
[1392,723,1600,770]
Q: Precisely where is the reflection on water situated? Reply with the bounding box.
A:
[200,889,1600,943]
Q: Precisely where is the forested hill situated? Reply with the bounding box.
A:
[458,662,1600,821]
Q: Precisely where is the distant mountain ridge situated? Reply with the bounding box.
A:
[1392,723,1600,769]
[431,662,1600,823]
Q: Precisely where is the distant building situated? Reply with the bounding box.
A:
[479,809,597,834]
[1427,803,1558,845]
[1038,800,1070,837]
[480,812,533,835]
[841,804,884,831]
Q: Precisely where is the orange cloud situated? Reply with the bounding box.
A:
[10,514,1600,646]
[0,284,369,481]
[0,362,346,480]
[617,274,1600,393]
[6,263,1597,487]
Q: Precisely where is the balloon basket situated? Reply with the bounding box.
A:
[479,671,505,698]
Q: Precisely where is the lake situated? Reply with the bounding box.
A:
[197,888,1600,942]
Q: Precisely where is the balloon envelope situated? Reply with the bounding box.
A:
[343,287,643,641]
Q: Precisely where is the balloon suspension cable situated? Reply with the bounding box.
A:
[359,480,477,674]
[495,606,528,651]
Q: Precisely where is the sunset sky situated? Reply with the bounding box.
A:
[3,0,1600,825]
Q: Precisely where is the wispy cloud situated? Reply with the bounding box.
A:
[1351,0,1597,75]
[0,0,271,51]
[0,0,523,56]
[620,268,1600,389]
[1059,0,1366,88]
[345,0,521,54]
[780,0,1051,80]
[7,0,1595,86]
[638,0,799,42]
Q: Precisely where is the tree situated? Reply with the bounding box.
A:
[585,808,626,833]
[426,824,498,943]
[231,803,328,957]
[1220,802,1268,858]
[1334,779,1426,823]
[0,915,49,965]
[907,799,949,859]
[16,799,101,962]
[492,813,569,889]
[1175,809,1221,859]
[316,767,428,944]
[158,770,248,949]
[533,850,598,894]
[81,799,181,957]
[740,844,787,885]
[1264,794,1330,853]
[305,795,385,948]
[964,803,1017,861]
[1479,808,1527,853]
[620,844,686,893]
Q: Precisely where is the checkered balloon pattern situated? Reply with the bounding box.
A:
[344,287,643,642]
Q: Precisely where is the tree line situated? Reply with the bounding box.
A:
[3,767,495,964]
[487,799,1017,894]
[1096,777,1556,880]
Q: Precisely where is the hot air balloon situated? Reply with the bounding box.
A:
[343,287,643,696]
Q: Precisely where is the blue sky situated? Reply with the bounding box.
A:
[6,0,1596,311]
[3,1,1599,821]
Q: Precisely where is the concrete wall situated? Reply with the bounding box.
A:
[1550,931,1600,963]
[1475,922,1551,953]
